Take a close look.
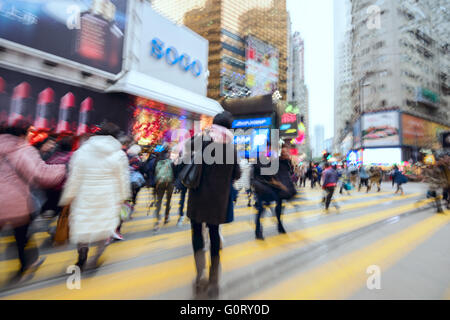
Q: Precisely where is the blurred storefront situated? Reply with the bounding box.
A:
[222,94,278,159]
[107,3,221,149]
[0,1,222,148]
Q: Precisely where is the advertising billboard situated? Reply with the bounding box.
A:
[0,0,128,74]
[401,113,450,149]
[362,111,400,147]
[0,67,131,133]
[245,36,279,97]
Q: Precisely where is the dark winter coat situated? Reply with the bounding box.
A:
[276,158,297,200]
[187,125,241,226]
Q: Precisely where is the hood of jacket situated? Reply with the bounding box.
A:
[82,135,123,160]
[0,134,26,157]
[208,124,233,144]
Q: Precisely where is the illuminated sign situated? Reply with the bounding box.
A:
[280,113,298,137]
[234,135,251,144]
[346,150,363,168]
[232,117,272,129]
[151,38,203,77]
[281,113,297,124]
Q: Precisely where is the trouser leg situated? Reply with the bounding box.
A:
[13,223,30,273]
[255,195,264,236]
[154,185,165,222]
[207,224,220,259]
[325,187,335,210]
[165,184,174,221]
[179,188,187,217]
[191,221,204,253]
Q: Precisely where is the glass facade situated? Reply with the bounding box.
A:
[152,0,288,100]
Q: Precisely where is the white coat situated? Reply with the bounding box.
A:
[59,135,131,244]
[234,160,252,190]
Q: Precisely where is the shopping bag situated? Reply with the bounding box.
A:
[344,182,353,191]
[120,202,133,221]
[53,205,70,246]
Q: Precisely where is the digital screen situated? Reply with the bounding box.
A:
[363,148,402,166]
[245,36,279,97]
[0,0,128,74]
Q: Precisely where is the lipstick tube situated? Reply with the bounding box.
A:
[77,97,93,136]
[56,92,76,134]
[8,82,32,126]
[34,88,55,131]
[0,77,8,124]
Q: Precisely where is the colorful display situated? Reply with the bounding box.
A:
[0,67,131,133]
[402,113,450,149]
[131,98,195,147]
[0,0,128,74]
[245,36,279,97]
[362,111,400,147]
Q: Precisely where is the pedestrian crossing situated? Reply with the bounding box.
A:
[0,184,448,299]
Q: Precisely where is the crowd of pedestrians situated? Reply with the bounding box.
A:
[0,115,449,298]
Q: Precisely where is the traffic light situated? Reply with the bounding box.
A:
[322,151,331,161]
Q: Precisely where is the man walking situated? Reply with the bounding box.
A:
[321,163,339,212]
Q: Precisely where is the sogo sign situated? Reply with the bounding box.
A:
[151,38,203,77]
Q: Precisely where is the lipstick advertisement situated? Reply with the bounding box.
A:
[0,76,9,124]
[0,0,128,75]
[0,66,132,133]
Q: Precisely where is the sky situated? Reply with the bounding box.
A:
[287,0,335,140]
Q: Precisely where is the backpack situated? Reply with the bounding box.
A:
[144,156,157,187]
[155,159,173,186]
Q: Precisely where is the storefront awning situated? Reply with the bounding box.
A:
[106,71,223,117]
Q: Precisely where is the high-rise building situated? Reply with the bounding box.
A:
[151,0,289,100]
[334,0,353,154]
[313,124,325,158]
[350,0,450,159]
[288,31,310,156]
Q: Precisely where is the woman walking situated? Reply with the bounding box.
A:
[59,122,131,271]
[392,165,407,196]
[186,111,241,298]
[0,122,66,280]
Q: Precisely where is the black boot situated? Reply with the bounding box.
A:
[76,247,88,271]
[278,223,287,234]
[255,222,264,240]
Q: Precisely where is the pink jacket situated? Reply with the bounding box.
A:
[0,134,66,228]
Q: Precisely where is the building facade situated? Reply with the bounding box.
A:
[313,124,325,158]
[151,0,289,100]
[349,0,450,162]
[288,31,310,156]
[334,0,353,154]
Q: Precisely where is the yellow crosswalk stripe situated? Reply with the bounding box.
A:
[249,213,450,300]
[0,192,420,287]
[1,197,433,299]
[0,191,393,248]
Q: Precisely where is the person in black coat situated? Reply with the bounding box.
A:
[186,111,241,298]
[173,154,188,226]
[276,146,298,201]
[252,146,292,241]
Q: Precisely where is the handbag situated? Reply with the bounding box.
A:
[53,205,70,246]
[179,159,203,189]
